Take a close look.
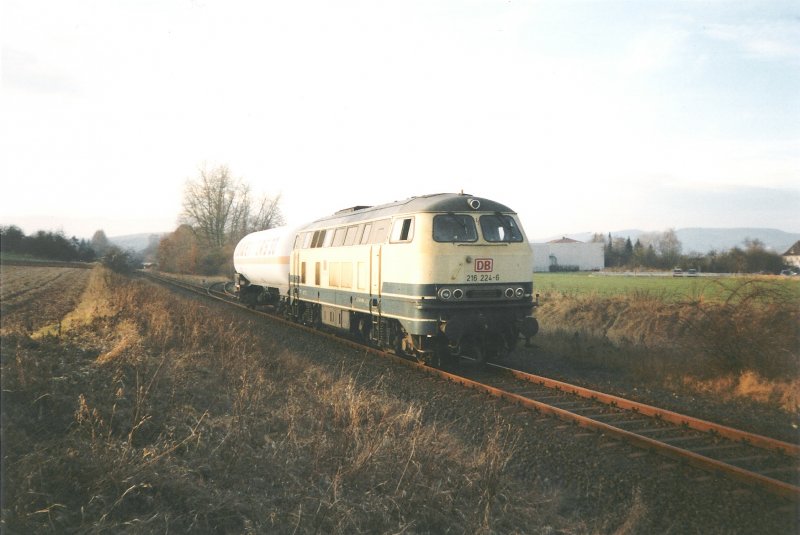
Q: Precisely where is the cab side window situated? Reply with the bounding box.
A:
[390,217,414,243]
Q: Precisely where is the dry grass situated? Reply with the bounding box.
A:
[536,278,800,411]
[1,268,563,533]
[677,372,800,413]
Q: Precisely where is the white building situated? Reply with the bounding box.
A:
[531,237,604,272]
[783,241,800,269]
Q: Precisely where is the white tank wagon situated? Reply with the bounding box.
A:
[233,193,539,365]
[232,226,300,307]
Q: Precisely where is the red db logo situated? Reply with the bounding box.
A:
[475,258,493,272]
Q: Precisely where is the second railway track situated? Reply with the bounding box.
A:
[143,271,800,502]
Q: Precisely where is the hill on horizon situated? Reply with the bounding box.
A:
[109,232,165,252]
[534,228,800,255]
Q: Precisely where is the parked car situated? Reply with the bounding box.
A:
[672,268,683,277]
[687,268,698,277]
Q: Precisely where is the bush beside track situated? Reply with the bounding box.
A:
[532,274,800,415]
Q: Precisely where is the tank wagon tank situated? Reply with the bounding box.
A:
[233,193,539,364]
[233,225,301,308]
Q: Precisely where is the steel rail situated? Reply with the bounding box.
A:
[142,271,800,501]
[489,363,800,458]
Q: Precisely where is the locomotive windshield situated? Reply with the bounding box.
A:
[479,214,524,242]
[433,214,478,242]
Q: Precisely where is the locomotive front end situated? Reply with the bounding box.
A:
[432,205,538,361]
[379,195,538,363]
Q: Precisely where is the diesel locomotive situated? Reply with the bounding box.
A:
[233,193,538,364]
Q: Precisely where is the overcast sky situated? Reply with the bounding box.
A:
[2,0,798,240]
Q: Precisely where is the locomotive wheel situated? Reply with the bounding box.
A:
[430,344,456,369]
[389,324,415,359]
[357,317,371,343]
[473,345,486,366]
[393,333,408,357]
[487,333,507,361]
[432,346,458,369]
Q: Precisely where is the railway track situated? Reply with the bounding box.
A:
[142,271,800,501]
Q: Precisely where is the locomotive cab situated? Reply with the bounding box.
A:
[378,201,538,363]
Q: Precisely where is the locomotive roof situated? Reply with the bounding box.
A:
[300,193,516,230]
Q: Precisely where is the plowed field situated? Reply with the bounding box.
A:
[0,265,90,334]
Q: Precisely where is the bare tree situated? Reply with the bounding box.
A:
[227,182,252,243]
[217,182,285,242]
[656,228,682,267]
[181,165,245,247]
[250,192,285,232]
[180,164,284,248]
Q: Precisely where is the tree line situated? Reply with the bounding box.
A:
[599,231,789,274]
[1,226,97,262]
[0,226,143,272]
[157,164,284,275]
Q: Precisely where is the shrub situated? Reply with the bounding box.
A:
[101,246,137,273]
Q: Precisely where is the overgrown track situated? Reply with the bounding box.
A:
[142,271,800,501]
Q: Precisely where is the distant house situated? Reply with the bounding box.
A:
[548,236,581,244]
[783,241,800,269]
[531,237,604,272]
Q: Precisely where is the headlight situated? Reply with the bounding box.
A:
[452,288,464,299]
[439,288,452,300]
[505,288,515,298]
[515,287,524,298]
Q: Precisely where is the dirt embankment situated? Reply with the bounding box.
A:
[2,268,798,533]
[534,285,800,413]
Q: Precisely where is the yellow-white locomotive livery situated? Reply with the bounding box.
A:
[233,193,538,364]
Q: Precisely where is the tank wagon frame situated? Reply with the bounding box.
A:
[234,193,539,365]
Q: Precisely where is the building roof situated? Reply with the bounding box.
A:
[783,240,800,256]
[548,236,582,244]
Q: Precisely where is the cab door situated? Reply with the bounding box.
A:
[290,249,301,303]
[370,245,382,312]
